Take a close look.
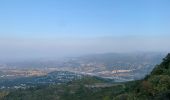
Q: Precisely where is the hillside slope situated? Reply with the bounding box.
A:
[114,53,170,100]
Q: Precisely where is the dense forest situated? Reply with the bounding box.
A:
[1,53,170,100]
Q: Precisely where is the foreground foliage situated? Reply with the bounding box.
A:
[114,53,170,100]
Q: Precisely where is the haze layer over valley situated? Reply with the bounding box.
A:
[0,52,165,85]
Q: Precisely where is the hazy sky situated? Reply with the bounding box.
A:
[0,0,170,61]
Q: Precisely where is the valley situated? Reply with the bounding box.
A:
[0,53,164,90]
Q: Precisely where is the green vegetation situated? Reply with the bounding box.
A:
[2,77,122,100]
[1,53,170,100]
[114,53,170,100]
[0,91,8,100]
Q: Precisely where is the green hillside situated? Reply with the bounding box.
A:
[114,53,170,100]
[2,53,170,100]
